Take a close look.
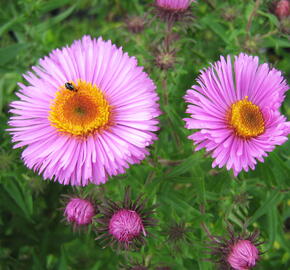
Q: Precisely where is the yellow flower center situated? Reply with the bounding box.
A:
[49,80,111,137]
[228,97,265,139]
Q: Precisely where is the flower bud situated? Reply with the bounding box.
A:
[156,0,193,11]
[206,226,261,270]
[125,16,146,34]
[95,187,156,250]
[64,197,95,226]
[155,49,176,70]
[274,0,290,19]
[154,0,196,22]
[167,222,188,243]
[227,240,259,270]
[222,6,238,21]
[109,209,145,243]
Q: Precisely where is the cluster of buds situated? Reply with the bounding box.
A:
[62,188,156,250]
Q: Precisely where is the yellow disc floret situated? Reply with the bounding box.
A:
[228,97,265,139]
[49,80,111,137]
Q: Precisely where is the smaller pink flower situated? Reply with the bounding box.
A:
[156,0,194,11]
[274,0,290,19]
[109,209,146,242]
[227,240,259,270]
[64,198,95,226]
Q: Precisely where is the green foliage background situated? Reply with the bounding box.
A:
[0,0,289,269]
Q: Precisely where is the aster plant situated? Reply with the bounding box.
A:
[1,0,290,269]
[184,53,289,176]
[8,35,160,186]
[95,187,157,250]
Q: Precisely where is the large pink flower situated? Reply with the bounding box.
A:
[184,53,289,176]
[8,36,160,186]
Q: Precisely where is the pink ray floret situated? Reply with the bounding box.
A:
[8,36,160,186]
[184,53,289,176]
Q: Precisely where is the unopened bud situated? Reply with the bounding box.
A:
[155,49,176,70]
[125,16,146,34]
[227,240,259,270]
[274,0,290,19]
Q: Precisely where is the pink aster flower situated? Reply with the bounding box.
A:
[227,240,259,270]
[8,35,160,186]
[95,187,156,250]
[64,197,95,228]
[184,53,289,176]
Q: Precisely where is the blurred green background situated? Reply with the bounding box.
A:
[0,0,289,269]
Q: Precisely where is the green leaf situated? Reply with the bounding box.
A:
[248,191,284,224]
[2,179,33,221]
[0,44,29,65]
[35,4,77,33]
[58,247,68,270]
[167,154,202,178]
[200,15,228,43]
[266,208,278,249]
[257,10,279,27]
[263,37,290,48]
[194,175,206,205]
[39,0,72,13]
[0,16,25,36]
